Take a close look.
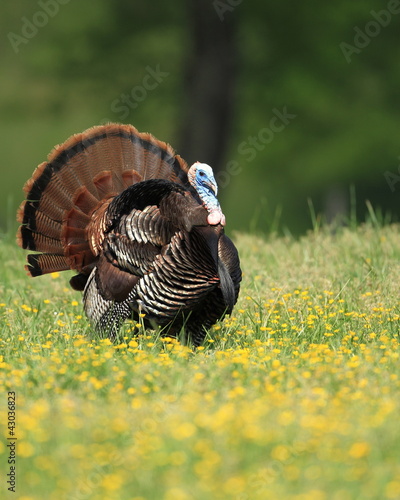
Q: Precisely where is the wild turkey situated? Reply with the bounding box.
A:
[16,123,241,345]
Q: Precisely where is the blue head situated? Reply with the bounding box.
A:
[188,162,226,226]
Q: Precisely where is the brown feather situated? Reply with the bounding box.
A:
[122,170,143,189]
[26,254,70,276]
[93,171,116,199]
[95,254,139,302]
[72,186,100,213]
[63,207,91,229]
[22,161,49,195]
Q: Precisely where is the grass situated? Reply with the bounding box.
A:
[1,222,400,500]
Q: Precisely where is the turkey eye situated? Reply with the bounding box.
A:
[199,171,205,177]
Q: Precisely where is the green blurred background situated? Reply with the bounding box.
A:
[1,0,400,235]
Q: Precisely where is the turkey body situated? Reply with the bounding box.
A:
[17,123,241,345]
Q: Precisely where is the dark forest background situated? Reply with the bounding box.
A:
[1,0,400,235]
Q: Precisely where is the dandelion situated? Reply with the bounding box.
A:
[101,473,124,491]
[18,441,35,458]
[171,422,196,440]
[348,442,370,459]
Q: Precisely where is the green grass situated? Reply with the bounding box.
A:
[1,223,400,500]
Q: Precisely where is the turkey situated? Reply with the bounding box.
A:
[16,123,241,345]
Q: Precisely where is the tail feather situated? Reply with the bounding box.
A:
[26,253,70,276]
[101,134,135,193]
[72,186,100,214]
[29,210,62,240]
[61,225,87,245]
[20,229,63,253]
[17,203,62,241]
[64,208,91,229]
[22,161,51,197]
[122,170,143,189]
[93,171,117,199]
[61,151,99,198]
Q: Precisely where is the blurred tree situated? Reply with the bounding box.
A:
[177,0,238,172]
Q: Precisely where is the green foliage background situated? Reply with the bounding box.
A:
[1,0,400,234]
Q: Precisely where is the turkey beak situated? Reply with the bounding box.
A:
[203,179,218,197]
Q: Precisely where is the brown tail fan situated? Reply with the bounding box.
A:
[16,123,190,277]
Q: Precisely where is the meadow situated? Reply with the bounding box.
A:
[1,221,400,500]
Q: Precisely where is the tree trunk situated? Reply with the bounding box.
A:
[178,0,238,173]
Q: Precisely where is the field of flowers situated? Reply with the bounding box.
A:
[1,223,400,500]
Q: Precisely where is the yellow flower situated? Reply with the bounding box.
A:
[171,422,196,440]
[101,473,124,491]
[164,488,192,500]
[18,441,35,457]
[271,445,291,462]
[348,442,370,459]
[386,481,400,499]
